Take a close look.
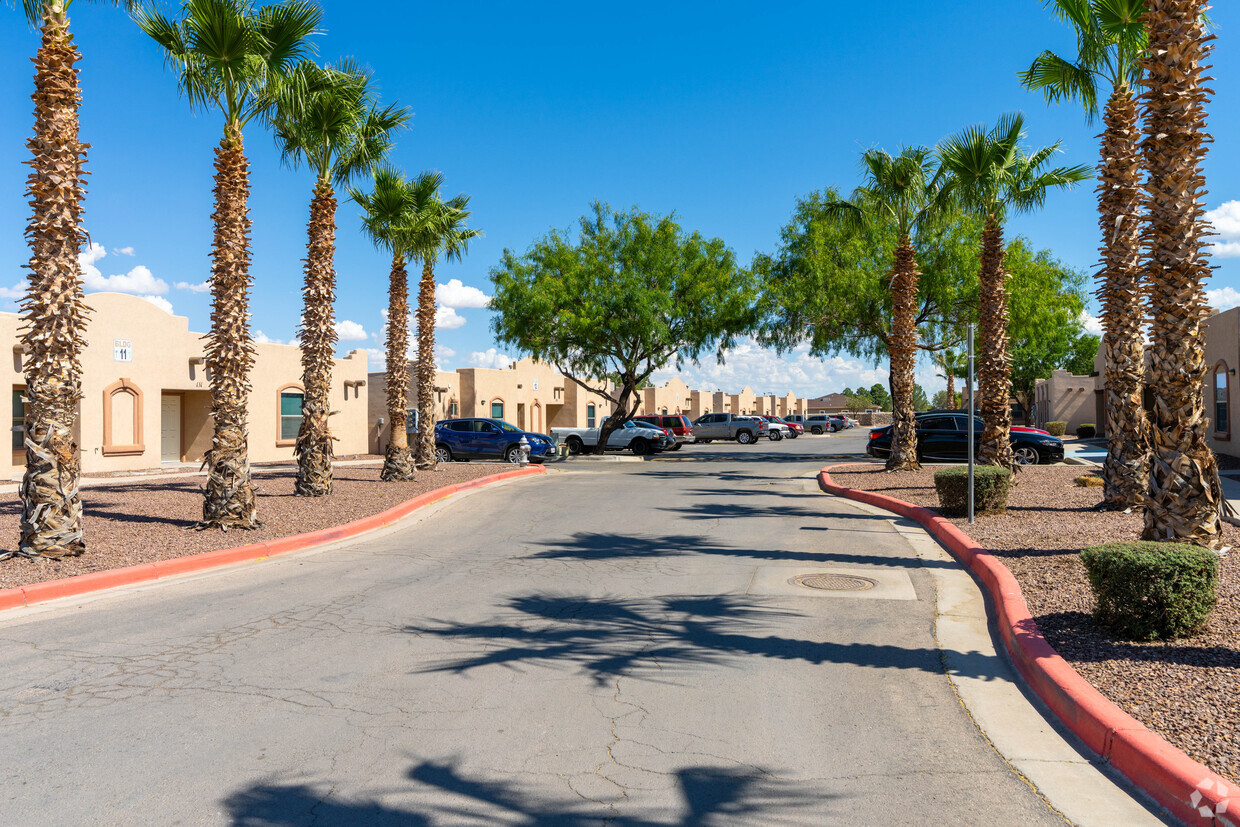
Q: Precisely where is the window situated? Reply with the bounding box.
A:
[448,400,459,417]
[12,389,23,452]
[102,378,145,456]
[446,421,472,432]
[490,400,504,420]
[921,417,955,432]
[587,403,596,429]
[1216,363,1230,439]
[279,389,304,442]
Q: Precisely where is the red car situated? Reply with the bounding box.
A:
[759,414,803,438]
[634,414,695,450]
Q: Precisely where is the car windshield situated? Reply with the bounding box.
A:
[494,420,521,432]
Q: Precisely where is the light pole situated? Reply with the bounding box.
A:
[967,323,975,524]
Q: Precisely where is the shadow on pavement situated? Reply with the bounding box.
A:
[222,759,822,825]
[405,593,1006,685]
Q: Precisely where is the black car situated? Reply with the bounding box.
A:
[866,412,1064,465]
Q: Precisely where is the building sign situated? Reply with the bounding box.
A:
[533,380,539,391]
[113,338,133,362]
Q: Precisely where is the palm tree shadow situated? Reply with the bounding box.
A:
[222,759,825,825]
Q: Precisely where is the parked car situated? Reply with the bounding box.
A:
[804,414,837,434]
[434,418,558,464]
[866,412,1064,465]
[551,419,673,456]
[759,415,802,438]
[784,414,807,426]
[634,414,695,449]
[691,413,768,444]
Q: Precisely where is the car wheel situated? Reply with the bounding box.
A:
[1014,446,1040,466]
[505,445,523,463]
[435,444,452,463]
[630,438,651,456]
[768,430,782,441]
[669,444,682,451]
[699,439,712,444]
[566,436,584,455]
[787,432,798,439]
[810,426,823,435]
[737,430,754,444]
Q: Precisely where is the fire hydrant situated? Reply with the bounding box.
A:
[516,435,531,465]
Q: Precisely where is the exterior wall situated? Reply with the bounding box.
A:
[1204,308,1240,458]
[688,390,710,419]
[1033,369,1096,434]
[640,377,691,416]
[710,391,731,415]
[3,292,366,477]
[729,387,756,416]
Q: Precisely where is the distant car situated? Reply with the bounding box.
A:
[634,414,695,449]
[804,414,836,434]
[828,414,851,431]
[551,419,672,455]
[866,412,1064,465]
[784,414,807,426]
[692,413,768,444]
[758,415,801,439]
[434,418,557,464]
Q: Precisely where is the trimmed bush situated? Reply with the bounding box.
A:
[1081,542,1218,640]
[1076,423,1097,438]
[933,466,1013,516]
[1045,421,1067,436]
[1074,473,1104,487]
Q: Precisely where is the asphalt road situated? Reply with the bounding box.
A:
[0,432,1072,825]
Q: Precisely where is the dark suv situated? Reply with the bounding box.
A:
[634,414,695,450]
[434,418,557,463]
[867,412,1064,465]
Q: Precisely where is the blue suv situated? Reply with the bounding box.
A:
[434,418,557,464]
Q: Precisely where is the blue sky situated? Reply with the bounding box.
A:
[2,1,1239,397]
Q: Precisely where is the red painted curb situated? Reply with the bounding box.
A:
[819,462,1232,826]
[0,464,546,612]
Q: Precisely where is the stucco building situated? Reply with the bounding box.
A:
[1032,369,1097,433]
[2,292,369,479]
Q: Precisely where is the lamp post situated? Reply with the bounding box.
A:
[967,323,975,525]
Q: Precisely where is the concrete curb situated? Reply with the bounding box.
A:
[0,465,547,613]
[819,462,1232,826]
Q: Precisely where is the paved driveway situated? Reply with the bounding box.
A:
[0,436,1072,824]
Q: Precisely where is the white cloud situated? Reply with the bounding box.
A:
[334,319,368,341]
[365,347,387,372]
[253,330,288,345]
[0,283,24,301]
[468,348,514,370]
[435,306,467,330]
[78,244,169,295]
[113,246,135,256]
[175,280,210,293]
[437,278,491,309]
[437,345,456,359]
[1206,201,1240,258]
[141,295,173,314]
[1207,286,1240,312]
[1080,311,1103,335]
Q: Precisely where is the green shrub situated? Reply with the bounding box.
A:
[933,466,1013,517]
[1045,421,1067,436]
[1080,542,1218,640]
[1076,423,1097,439]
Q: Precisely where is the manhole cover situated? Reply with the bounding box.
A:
[790,573,877,592]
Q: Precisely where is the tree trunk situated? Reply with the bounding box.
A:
[381,253,414,481]
[977,216,1016,470]
[596,381,639,454]
[294,178,337,497]
[199,121,260,530]
[12,1,88,559]
[945,372,956,410]
[414,260,437,470]
[886,239,920,471]
[1097,88,1150,510]
[1140,0,1222,548]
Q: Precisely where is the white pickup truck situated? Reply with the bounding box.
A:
[551,420,673,456]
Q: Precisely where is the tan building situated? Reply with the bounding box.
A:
[729,386,756,416]
[1032,369,1097,434]
[1,292,368,479]
[640,377,692,417]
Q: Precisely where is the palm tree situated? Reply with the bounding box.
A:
[938,113,1090,469]
[272,61,408,497]
[933,348,968,409]
[825,147,949,471]
[1140,0,1221,547]
[349,167,430,481]
[9,0,134,559]
[408,182,479,471]
[1021,0,1150,509]
[138,0,320,529]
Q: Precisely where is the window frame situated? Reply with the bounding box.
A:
[586,403,596,429]
[1215,361,1231,441]
[277,383,305,447]
[102,378,145,457]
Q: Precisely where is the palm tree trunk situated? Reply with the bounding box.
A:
[1097,88,1150,510]
[886,239,920,471]
[294,177,337,497]
[1141,0,1221,548]
[414,260,437,470]
[13,1,87,559]
[200,121,260,530]
[945,372,956,410]
[381,253,414,481]
[977,216,1016,470]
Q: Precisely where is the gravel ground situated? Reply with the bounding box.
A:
[831,463,1240,784]
[0,463,506,591]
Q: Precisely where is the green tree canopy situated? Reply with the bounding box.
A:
[869,383,892,410]
[912,384,931,411]
[490,203,755,447]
